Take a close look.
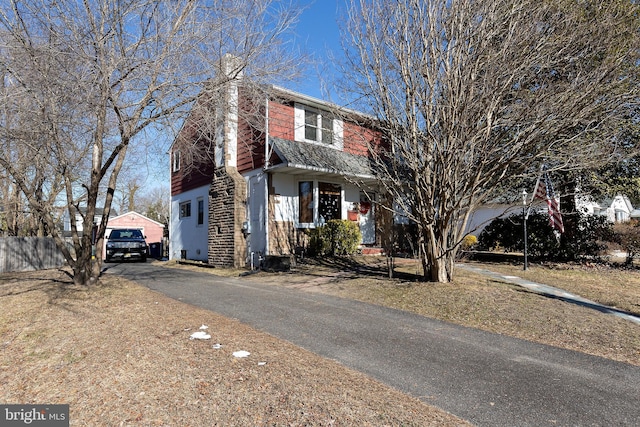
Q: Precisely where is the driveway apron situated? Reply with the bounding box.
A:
[108,262,640,426]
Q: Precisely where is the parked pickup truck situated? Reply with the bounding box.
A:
[105,228,148,262]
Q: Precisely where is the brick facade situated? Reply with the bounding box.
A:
[208,166,247,267]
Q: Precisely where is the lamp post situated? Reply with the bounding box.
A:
[522,189,528,271]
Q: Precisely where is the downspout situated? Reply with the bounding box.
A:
[264,95,270,257]
[168,150,173,260]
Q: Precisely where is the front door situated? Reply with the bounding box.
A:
[318,182,341,223]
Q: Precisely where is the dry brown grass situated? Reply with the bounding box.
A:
[0,268,467,426]
[463,261,640,314]
[3,256,640,425]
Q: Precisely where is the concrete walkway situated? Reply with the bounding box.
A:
[109,262,640,426]
[457,263,640,325]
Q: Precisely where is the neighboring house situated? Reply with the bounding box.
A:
[467,193,636,238]
[106,211,165,244]
[104,211,166,259]
[577,194,634,223]
[170,62,383,267]
[62,207,118,236]
[465,203,522,236]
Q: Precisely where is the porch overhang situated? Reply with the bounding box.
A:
[265,137,379,185]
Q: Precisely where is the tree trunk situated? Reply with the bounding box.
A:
[559,178,579,260]
[91,235,104,279]
[427,257,447,282]
[419,241,430,281]
[72,248,96,286]
[423,226,453,283]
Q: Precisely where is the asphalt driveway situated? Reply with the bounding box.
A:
[107,262,640,426]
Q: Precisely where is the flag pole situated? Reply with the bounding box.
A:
[522,189,528,271]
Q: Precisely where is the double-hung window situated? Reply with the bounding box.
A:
[304,109,334,144]
[295,103,343,149]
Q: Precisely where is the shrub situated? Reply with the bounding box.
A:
[462,234,478,249]
[477,211,559,257]
[477,210,612,261]
[612,220,640,264]
[558,212,612,261]
[308,219,362,256]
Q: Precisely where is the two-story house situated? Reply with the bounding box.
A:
[170,64,383,267]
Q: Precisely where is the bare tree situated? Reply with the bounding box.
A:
[0,180,32,236]
[136,186,170,225]
[0,0,303,285]
[341,0,639,282]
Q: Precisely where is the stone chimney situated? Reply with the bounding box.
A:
[208,55,247,268]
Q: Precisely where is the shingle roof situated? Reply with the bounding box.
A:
[269,137,376,179]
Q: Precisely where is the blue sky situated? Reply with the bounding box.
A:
[287,0,345,102]
[138,1,349,196]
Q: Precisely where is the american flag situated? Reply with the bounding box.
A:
[533,168,564,233]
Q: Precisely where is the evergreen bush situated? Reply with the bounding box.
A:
[477,210,612,261]
[308,219,362,256]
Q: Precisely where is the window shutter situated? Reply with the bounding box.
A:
[333,119,344,149]
[294,103,305,141]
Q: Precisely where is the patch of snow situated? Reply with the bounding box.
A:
[190,331,211,340]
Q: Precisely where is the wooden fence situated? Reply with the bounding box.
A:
[0,237,67,273]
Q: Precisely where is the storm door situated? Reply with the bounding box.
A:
[318,182,341,223]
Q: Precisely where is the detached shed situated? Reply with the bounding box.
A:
[106,211,165,259]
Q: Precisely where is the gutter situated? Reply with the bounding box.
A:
[265,161,377,182]
[264,95,269,257]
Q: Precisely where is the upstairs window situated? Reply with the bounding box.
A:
[295,103,343,149]
[304,109,334,144]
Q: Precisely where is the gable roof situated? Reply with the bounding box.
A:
[108,211,165,228]
[591,195,634,213]
[76,207,118,217]
[270,85,376,121]
[268,137,377,180]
